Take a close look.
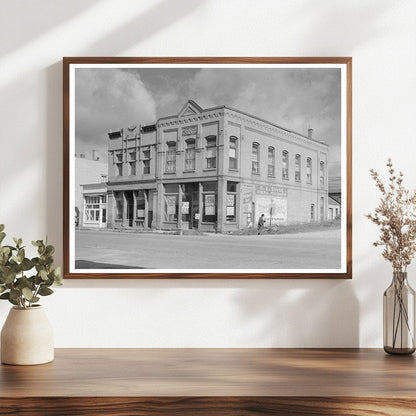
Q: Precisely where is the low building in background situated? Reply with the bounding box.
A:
[106,100,330,232]
[328,195,341,220]
[75,151,108,227]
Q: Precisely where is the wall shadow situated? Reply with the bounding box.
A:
[1,0,101,56]
[232,279,359,347]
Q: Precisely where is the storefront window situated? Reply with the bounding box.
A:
[203,194,216,223]
[164,194,178,222]
[226,181,238,222]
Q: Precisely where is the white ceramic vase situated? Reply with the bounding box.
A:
[1,305,54,365]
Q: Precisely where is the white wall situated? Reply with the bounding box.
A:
[1,0,415,347]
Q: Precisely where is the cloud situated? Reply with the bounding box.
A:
[188,67,342,176]
[75,68,157,156]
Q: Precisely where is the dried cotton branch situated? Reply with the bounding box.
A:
[367,159,416,272]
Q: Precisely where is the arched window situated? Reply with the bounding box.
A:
[295,154,301,182]
[185,139,196,171]
[205,135,217,169]
[165,141,176,173]
[306,157,312,184]
[268,146,275,177]
[282,150,289,180]
[252,142,260,174]
[229,136,238,170]
[320,161,325,188]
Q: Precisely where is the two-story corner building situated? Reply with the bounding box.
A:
[106,100,329,232]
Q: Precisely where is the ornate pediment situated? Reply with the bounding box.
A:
[178,100,203,117]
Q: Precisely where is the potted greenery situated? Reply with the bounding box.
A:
[0,224,62,365]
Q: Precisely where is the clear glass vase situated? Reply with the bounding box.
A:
[383,271,415,355]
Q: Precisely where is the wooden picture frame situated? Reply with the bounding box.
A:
[63,57,352,279]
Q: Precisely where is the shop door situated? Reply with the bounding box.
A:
[126,192,134,227]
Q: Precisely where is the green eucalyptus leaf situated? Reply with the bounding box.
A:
[17,276,35,290]
[38,287,53,296]
[22,287,34,301]
[0,224,5,232]
[0,232,6,244]
[17,248,25,263]
[0,285,6,294]
[3,272,16,285]
[20,258,33,271]
[9,288,21,301]
[39,269,48,281]
[0,292,9,299]
[45,245,55,256]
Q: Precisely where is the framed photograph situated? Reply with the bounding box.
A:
[63,57,352,279]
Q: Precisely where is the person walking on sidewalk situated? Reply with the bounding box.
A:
[257,214,265,235]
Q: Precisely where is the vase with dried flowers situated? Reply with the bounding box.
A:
[367,159,416,355]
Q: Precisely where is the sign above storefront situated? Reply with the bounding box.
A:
[255,185,288,197]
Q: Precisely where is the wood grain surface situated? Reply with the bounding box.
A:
[1,348,415,415]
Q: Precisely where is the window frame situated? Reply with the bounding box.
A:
[252,142,260,175]
[229,136,238,171]
[205,135,217,169]
[282,150,289,180]
[267,146,275,177]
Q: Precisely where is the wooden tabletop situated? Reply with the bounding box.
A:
[1,348,416,415]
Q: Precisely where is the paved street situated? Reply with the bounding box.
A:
[75,228,341,270]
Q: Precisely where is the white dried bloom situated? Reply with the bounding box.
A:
[367,159,416,272]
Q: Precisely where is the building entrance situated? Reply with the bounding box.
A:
[125,191,134,227]
[182,183,199,230]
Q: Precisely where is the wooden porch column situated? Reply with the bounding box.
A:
[178,184,183,231]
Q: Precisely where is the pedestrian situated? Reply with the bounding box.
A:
[257,214,265,235]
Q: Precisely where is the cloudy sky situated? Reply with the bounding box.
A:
[75,66,342,177]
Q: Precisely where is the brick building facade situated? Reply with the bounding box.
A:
[106,100,329,232]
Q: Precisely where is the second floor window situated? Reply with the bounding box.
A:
[306,157,312,184]
[282,150,289,180]
[229,136,238,170]
[252,142,260,174]
[128,162,136,176]
[142,149,150,174]
[165,142,176,173]
[185,139,196,171]
[295,154,301,182]
[205,136,216,169]
[268,146,275,177]
[320,161,325,188]
[115,153,123,176]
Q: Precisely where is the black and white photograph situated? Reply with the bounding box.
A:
[64,58,352,278]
